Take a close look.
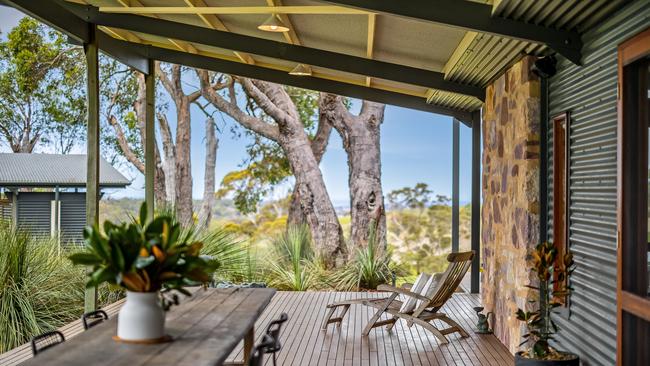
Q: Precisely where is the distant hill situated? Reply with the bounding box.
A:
[99,198,242,223]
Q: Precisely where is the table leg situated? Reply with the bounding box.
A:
[243,326,254,365]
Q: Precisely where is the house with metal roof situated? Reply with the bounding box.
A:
[0,153,130,243]
[0,0,648,365]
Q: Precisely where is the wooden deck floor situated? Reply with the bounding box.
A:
[0,290,512,366]
[226,291,513,366]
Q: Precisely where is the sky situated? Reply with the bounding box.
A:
[0,6,475,206]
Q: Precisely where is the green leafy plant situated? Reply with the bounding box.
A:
[69,203,219,300]
[516,241,575,360]
[334,220,398,291]
[0,221,120,352]
[266,225,315,291]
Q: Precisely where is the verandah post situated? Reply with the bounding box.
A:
[452,118,460,253]
[470,111,481,294]
[84,23,100,312]
[145,59,155,220]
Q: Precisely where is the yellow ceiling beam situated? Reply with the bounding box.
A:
[365,13,376,87]
[183,0,256,65]
[266,1,301,45]
[99,6,371,15]
[443,31,478,79]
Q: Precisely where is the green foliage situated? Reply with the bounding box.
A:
[266,225,316,291]
[0,17,85,153]
[0,222,118,352]
[334,221,397,290]
[196,228,250,283]
[516,242,575,359]
[387,183,465,275]
[69,203,219,298]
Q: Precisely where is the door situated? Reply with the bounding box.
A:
[617,27,650,365]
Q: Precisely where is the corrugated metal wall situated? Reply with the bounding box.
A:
[59,193,86,245]
[16,193,51,237]
[547,1,650,365]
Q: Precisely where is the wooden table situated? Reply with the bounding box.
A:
[22,288,276,366]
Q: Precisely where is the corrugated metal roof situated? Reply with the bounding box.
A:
[63,0,629,115]
[0,154,131,187]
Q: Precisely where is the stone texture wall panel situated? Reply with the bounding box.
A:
[481,56,541,353]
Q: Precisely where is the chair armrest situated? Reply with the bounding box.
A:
[377,284,430,302]
[401,283,413,290]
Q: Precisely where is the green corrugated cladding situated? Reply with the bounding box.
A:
[547,1,650,365]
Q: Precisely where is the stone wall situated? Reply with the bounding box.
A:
[481,56,541,353]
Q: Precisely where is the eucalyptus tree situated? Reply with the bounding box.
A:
[102,61,227,225]
[197,71,346,268]
[0,17,85,153]
[319,93,387,249]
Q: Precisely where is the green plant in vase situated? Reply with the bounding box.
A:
[515,241,578,365]
[69,203,219,341]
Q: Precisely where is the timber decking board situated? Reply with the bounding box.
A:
[14,288,275,366]
[1,290,512,366]
[222,291,513,366]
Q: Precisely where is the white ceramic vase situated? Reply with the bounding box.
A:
[117,291,166,341]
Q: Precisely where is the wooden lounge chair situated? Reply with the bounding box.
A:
[322,251,474,344]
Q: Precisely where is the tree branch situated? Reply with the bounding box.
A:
[197,70,279,141]
[238,78,295,126]
[311,115,332,162]
[108,114,145,173]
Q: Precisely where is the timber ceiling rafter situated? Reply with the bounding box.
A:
[182,0,256,65]
[322,0,583,64]
[57,1,485,100]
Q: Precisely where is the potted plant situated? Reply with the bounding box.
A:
[515,241,578,365]
[69,204,219,342]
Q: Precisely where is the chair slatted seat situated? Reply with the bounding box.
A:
[322,251,474,344]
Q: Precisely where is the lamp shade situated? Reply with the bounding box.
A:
[258,14,290,32]
[289,64,312,76]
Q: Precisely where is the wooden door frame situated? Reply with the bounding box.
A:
[552,112,570,306]
[616,26,650,365]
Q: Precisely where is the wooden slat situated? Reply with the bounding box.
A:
[225,291,513,365]
[3,290,513,366]
[15,288,275,366]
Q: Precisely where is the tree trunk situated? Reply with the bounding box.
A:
[278,128,346,267]
[320,93,387,250]
[157,113,177,206]
[198,117,218,229]
[287,112,332,226]
[134,74,167,207]
[174,97,193,225]
[198,72,346,267]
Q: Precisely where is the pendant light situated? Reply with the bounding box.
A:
[258,14,290,32]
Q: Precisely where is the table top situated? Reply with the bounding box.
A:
[22,288,276,366]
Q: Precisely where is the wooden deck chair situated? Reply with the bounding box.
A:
[322,251,474,344]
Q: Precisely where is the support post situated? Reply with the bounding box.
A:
[10,189,18,225]
[145,59,156,219]
[85,24,99,312]
[54,185,60,251]
[539,77,548,243]
[470,112,481,294]
[452,118,460,253]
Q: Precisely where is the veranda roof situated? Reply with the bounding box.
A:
[2,0,628,126]
[0,153,131,188]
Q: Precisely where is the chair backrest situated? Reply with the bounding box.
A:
[82,309,109,330]
[422,251,474,313]
[31,330,65,356]
[264,313,288,353]
[248,335,274,366]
